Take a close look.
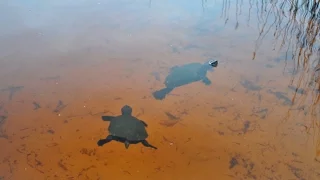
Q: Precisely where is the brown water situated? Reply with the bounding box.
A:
[1,0,320,179]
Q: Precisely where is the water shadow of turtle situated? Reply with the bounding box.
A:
[152,60,218,100]
[97,105,157,149]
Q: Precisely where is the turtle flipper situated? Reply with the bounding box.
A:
[202,77,211,85]
[140,120,148,127]
[152,87,174,100]
[101,116,116,121]
[97,135,113,146]
[141,140,157,149]
[124,140,130,149]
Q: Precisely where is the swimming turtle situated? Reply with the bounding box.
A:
[152,59,218,100]
[97,105,157,149]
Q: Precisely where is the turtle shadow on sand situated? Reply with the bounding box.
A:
[152,60,218,100]
[97,105,157,149]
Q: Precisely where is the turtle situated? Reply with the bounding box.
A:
[152,59,218,100]
[97,105,157,149]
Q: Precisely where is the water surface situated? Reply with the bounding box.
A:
[0,0,320,179]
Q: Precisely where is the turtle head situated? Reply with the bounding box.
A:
[121,105,132,115]
[202,59,218,72]
[208,59,218,67]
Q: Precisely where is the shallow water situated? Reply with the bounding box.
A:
[1,0,320,179]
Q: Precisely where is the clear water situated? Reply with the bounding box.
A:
[0,0,320,179]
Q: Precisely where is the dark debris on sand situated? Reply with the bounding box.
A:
[228,154,257,179]
[53,100,67,113]
[0,105,8,139]
[1,86,24,100]
[159,112,181,127]
[267,89,293,106]
[32,101,41,110]
[240,79,262,92]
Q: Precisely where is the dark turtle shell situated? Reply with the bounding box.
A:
[108,115,148,141]
[164,60,218,88]
[164,62,210,88]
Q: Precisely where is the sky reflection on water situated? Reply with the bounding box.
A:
[0,0,320,179]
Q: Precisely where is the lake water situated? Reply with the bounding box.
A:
[1,0,320,179]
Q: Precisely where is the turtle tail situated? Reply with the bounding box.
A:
[152,87,174,100]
